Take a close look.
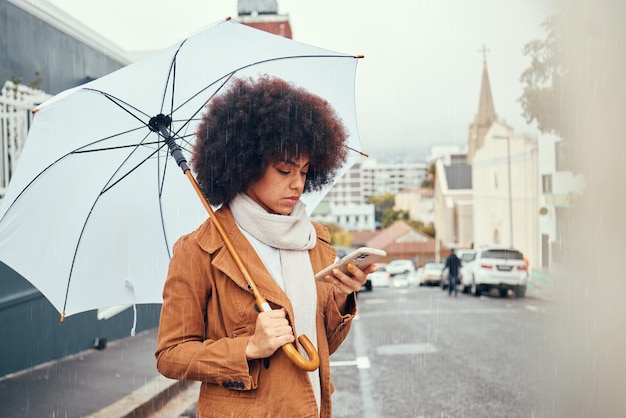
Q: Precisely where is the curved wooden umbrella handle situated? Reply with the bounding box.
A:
[282,334,320,372]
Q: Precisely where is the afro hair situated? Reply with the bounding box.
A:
[191,75,349,206]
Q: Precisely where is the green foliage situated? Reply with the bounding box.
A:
[11,70,43,90]
[320,222,353,247]
[420,161,437,189]
[419,178,433,188]
[367,193,395,224]
[330,231,353,247]
[366,193,437,237]
[420,224,436,238]
[518,15,565,135]
[405,219,436,238]
[381,209,395,228]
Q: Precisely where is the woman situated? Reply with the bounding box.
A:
[155,76,375,417]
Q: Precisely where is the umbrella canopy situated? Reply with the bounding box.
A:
[0,18,363,318]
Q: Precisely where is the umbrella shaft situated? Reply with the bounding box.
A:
[164,136,189,172]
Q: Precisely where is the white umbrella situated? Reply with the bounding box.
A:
[0,18,363,322]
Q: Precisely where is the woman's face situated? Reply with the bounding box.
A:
[246,157,310,215]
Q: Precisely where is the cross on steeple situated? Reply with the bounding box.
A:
[479,45,490,62]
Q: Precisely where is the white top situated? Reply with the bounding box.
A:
[238,224,285,290]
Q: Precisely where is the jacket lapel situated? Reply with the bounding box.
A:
[195,207,292,310]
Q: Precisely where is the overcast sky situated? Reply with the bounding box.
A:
[46,0,555,160]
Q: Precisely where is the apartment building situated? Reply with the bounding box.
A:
[312,157,427,231]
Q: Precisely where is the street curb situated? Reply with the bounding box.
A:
[85,375,188,418]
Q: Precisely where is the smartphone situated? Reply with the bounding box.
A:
[314,247,387,281]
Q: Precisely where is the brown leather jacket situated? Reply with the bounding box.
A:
[155,206,356,417]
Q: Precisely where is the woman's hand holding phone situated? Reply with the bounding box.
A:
[315,247,385,312]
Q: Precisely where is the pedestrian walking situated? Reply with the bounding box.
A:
[442,248,462,297]
[155,76,376,417]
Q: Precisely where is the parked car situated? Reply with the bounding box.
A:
[392,272,409,288]
[386,259,416,276]
[406,268,422,287]
[450,249,477,293]
[468,246,528,297]
[367,264,392,288]
[419,262,445,286]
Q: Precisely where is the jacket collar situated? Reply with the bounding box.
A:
[194,206,292,309]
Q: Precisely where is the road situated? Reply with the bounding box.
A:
[330,285,557,418]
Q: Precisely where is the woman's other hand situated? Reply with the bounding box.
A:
[324,263,378,313]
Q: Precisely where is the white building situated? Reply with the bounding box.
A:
[394,188,435,227]
[361,158,426,202]
[324,159,426,206]
[537,133,584,271]
[471,122,539,268]
[314,157,426,231]
[311,201,376,232]
[434,155,474,249]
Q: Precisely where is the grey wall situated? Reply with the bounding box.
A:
[0,0,162,377]
[0,0,124,94]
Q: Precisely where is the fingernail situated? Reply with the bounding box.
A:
[347,263,355,271]
[325,275,332,281]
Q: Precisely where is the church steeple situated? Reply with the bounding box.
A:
[467,46,498,163]
[475,46,497,128]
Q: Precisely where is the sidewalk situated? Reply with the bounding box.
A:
[526,267,559,302]
[0,327,197,418]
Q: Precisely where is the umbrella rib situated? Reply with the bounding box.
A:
[167,72,236,140]
[100,141,164,195]
[166,53,356,140]
[63,138,168,314]
[83,88,155,130]
[0,129,159,225]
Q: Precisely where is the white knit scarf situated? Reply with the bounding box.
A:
[229,193,321,411]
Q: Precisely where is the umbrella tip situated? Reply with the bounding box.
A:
[226,16,232,21]
[346,145,368,158]
[60,312,65,323]
[32,108,38,114]
[355,55,365,59]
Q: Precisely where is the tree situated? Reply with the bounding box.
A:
[419,161,436,189]
[518,15,565,136]
[382,208,409,228]
[321,222,353,247]
[367,193,395,226]
[10,69,43,91]
[406,219,436,238]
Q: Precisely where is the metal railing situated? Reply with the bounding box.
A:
[0,81,51,199]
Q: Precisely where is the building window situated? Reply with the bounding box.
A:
[542,174,553,193]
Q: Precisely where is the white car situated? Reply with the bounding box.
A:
[406,268,422,287]
[468,246,528,297]
[392,273,409,288]
[456,249,477,293]
[419,262,445,286]
[386,259,416,276]
[367,264,392,288]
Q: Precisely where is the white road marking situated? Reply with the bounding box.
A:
[352,315,377,417]
[330,356,371,369]
[375,343,438,356]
